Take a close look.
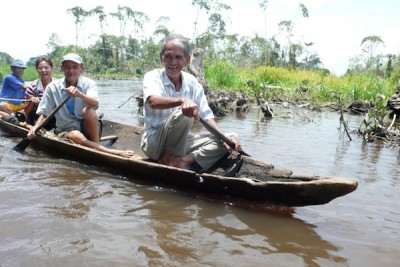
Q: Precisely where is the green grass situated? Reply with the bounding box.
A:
[205,61,242,89]
[204,62,398,106]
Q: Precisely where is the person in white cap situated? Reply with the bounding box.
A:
[27,53,135,158]
[0,59,29,114]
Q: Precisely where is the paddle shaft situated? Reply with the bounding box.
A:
[0,98,32,102]
[199,117,250,157]
[35,97,70,133]
[13,96,70,151]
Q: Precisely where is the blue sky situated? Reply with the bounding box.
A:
[1,0,399,75]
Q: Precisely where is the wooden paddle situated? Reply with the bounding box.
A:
[100,135,118,148]
[199,117,250,157]
[0,98,32,102]
[13,97,70,152]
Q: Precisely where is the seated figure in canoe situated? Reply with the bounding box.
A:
[141,34,242,172]
[24,56,56,129]
[27,53,134,158]
[0,59,30,115]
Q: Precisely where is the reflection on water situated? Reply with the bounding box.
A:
[123,187,347,267]
[0,80,399,266]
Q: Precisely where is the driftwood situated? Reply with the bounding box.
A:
[339,103,352,141]
[256,95,274,118]
[347,100,374,114]
[387,86,400,118]
[189,48,209,95]
[230,92,250,112]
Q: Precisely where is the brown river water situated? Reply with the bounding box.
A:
[0,80,398,266]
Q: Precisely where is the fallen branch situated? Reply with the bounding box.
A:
[387,113,397,132]
[339,101,352,141]
[117,91,141,109]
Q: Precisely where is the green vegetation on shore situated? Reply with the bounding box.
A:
[205,61,398,106]
[1,60,398,108]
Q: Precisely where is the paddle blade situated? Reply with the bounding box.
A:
[13,138,31,152]
[103,137,118,148]
[100,135,118,148]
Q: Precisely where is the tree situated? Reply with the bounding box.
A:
[385,54,394,78]
[90,6,107,36]
[358,35,386,75]
[153,16,171,41]
[0,52,12,64]
[67,6,90,49]
[90,6,109,63]
[276,3,310,69]
[247,35,271,67]
[110,5,149,38]
[299,3,309,18]
[109,6,149,70]
[277,20,294,66]
[361,35,384,62]
[289,43,302,68]
[259,0,269,66]
[301,42,322,70]
[140,37,163,72]
[44,33,66,63]
[46,33,62,51]
[208,13,226,36]
[191,0,213,41]
[191,0,231,44]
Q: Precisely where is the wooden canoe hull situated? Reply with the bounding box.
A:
[0,116,358,207]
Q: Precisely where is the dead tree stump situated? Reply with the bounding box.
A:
[189,48,209,95]
[387,87,400,118]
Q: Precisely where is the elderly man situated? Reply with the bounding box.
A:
[27,53,134,158]
[0,59,29,114]
[141,35,242,172]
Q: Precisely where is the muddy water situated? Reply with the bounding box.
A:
[0,80,398,266]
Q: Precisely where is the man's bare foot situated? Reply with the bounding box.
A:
[158,150,174,165]
[170,154,194,169]
[110,149,135,158]
[158,151,194,169]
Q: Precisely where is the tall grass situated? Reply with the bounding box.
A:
[205,61,243,89]
[204,62,397,105]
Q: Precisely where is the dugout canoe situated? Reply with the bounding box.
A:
[0,112,358,207]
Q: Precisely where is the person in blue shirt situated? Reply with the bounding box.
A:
[0,59,30,114]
